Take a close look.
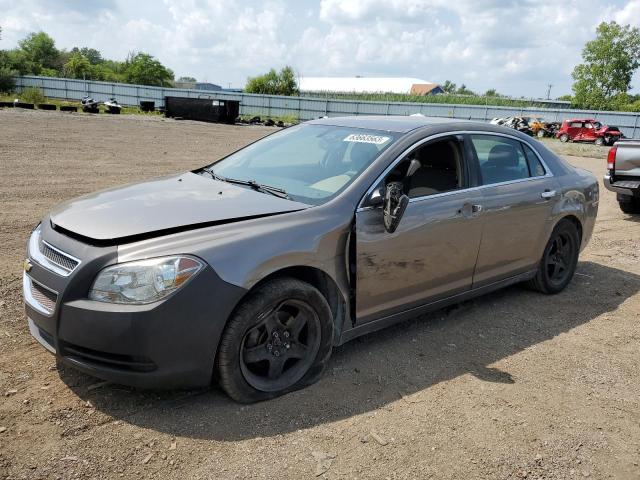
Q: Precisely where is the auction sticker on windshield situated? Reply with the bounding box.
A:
[343,134,390,145]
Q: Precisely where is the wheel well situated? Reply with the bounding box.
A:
[560,214,583,243]
[253,266,347,344]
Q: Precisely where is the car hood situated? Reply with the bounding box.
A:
[49,172,310,242]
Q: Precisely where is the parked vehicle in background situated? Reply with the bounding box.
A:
[556,119,623,146]
[23,116,598,402]
[490,116,560,138]
[530,119,561,138]
[104,98,122,114]
[604,139,640,214]
[80,96,100,113]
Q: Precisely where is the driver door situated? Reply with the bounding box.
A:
[354,136,484,324]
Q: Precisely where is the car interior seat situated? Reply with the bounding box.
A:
[407,141,460,197]
[483,144,528,184]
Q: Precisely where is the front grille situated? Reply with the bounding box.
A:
[61,343,157,373]
[29,280,57,314]
[40,241,80,273]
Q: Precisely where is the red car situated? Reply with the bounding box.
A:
[556,118,623,146]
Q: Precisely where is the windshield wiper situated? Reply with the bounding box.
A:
[203,168,291,200]
[203,167,226,182]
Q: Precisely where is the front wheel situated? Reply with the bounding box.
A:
[527,219,580,294]
[594,137,604,146]
[537,129,546,138]
[216,277,333,403]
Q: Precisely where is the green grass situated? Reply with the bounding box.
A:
[539,137,609,159]
[302,91,565,108]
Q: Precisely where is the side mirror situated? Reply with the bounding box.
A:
[383,181,409,233]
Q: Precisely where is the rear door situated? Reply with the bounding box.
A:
[354,135,484,323]
[468,134,559,287]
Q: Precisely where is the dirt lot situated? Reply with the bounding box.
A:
[1,109,639,480]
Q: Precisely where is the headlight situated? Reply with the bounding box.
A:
[28,223,42,256]
[89,256,204,305]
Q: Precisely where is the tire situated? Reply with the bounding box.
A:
[527,219,580,294]
[216,277,333,403]
[619,198,640,214]
[559,134,569,143]
[537,130,546,138]
[594,137,604,146]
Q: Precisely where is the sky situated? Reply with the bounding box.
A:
[1,0,640,97]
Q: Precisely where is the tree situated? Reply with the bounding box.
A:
[123,53,174,86]
[63,51,92,79]
[484,89,499,97]
[18,31,60,73]
[0,67,15,92]
[441,80,457,93]
[456,84,475,95]
[70,47,103,65]
[245,66,299,95]
[572,21,640,110]
[177,76,196,83]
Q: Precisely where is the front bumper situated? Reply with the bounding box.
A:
[604,173,640,197]
[24,221,246,389]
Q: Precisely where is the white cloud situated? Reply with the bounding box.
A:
[0,0,638,95]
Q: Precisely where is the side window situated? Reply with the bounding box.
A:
[469,135,530,185]
[569,122,583,128]
[386,138,464,199]
[522,143,546,177]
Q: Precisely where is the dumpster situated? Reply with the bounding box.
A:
[164,97,240,124]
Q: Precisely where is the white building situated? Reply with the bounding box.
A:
[298,77,443,95]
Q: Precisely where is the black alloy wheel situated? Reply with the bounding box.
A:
[527,219,580,294]
[544,231,574,288]
[216,277,333,403]
[240,299,321,392]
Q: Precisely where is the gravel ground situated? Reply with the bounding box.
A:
[0,109,639,480]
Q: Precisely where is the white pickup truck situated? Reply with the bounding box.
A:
[605,139,640,214]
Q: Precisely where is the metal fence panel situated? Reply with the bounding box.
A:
[13,75,640,138]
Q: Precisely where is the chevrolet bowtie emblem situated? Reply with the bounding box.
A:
[24,259,33,272]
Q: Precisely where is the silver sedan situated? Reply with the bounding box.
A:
[24,116,599,402]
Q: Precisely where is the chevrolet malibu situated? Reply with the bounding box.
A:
[24,116,599,403]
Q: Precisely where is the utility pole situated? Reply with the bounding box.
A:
[546,84,553,100]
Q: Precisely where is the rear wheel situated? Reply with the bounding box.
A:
[559,133,569,143]
[619,197,640,214]
[216,277,333,403]
[527,219,580,294]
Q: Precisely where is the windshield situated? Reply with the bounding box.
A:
[205,124,400,205]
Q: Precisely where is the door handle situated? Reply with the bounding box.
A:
[459,203,483,218]
[540,190,556,199]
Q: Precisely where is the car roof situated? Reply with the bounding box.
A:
[306,115,476,133]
